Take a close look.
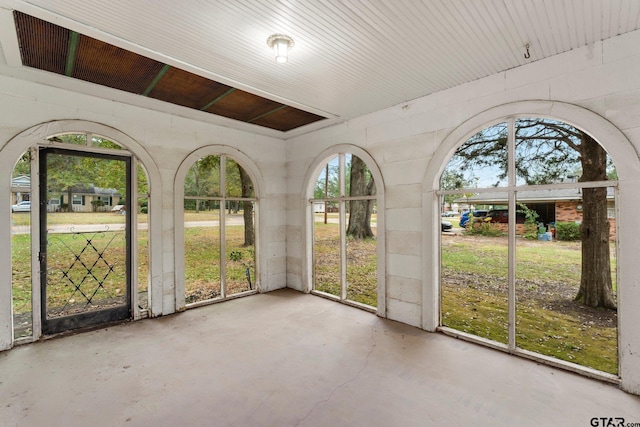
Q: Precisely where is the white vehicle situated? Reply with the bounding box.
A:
[11,200,31,212]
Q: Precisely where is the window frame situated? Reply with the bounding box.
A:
[307,149,385,315]
[180,153,259,309]
[435,116,619,381]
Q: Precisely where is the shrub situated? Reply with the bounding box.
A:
[229,250,243,262]
[555,222,581,241]
[517,203,540,240]
[465,220,504,237]
[91,200,106,212]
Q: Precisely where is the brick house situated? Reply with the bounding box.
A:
[462,188,616,240]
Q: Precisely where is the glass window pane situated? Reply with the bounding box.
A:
[443,122,508,189]
[226,158,254,198]
[346,200,377,307]
[12,151,32,338]
[92,136,122,150]
[346,155,375,198]
[225,201,255,295]
[49,133,87,145]
[137,164,149,197]
[184,208,221,304]
[185,155,220,197]
[515,190,618,374]
[441,192,509,344]
[515,118,615,186]
[137,195,149,310]
[314,156,339,200]
[313,207,341,298]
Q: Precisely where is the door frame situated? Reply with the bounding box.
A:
[38,146,132,335]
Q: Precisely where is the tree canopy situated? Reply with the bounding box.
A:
[442,118,617,310]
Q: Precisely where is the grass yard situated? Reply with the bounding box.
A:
[11,211,618,374]
[313,221,377,307]
[442,234,618,374]
[44,230,128,316]
[184,225,255,303]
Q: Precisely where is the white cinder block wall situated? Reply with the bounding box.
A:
[0,73,289,347]
[285,29,640,395]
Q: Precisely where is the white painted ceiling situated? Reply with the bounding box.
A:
[1,0,639,136]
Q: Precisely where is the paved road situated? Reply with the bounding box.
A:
[11,218,245,235]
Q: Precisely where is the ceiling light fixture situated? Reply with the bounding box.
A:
[267,34,294,63]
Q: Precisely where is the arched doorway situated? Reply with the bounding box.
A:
[2,120,160,347]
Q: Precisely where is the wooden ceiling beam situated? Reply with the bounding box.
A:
[65,31,79,76]
[143,64,171,96]
[248,105,287,123]
[200,87,236,111]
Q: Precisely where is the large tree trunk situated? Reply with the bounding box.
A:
[194,171,201,213]
[238,165,254,246]
[575,134,616,309]
[347,156,375,239]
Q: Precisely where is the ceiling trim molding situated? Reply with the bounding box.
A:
[0,7,21,66]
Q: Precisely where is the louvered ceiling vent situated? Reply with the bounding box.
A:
[14,11,326,132]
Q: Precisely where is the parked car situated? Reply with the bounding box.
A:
[441,211,455,217]
[459,210,488,228]
[11,200,30,212]
[441,219,453,231]
[486,209,526,224]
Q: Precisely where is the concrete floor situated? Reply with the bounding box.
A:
[1,289,639,427]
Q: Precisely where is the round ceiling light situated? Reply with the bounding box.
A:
[267,34,294,63]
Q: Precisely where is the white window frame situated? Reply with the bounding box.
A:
[435,116,619,383]
[309,152,381,313]
[181,154,258,308]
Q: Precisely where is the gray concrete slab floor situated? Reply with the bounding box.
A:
[1,289,639,426]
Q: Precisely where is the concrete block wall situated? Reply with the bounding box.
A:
[285,29,640,395]
[0,73,289,346]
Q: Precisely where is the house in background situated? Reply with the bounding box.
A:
[54,185,122,213]
[11,175,30,204]
[12,175,122,212]
[462,188,616,240]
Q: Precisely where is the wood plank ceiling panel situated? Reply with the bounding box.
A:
[203,89,282,123]
[14,11,67,74]
[251,106,325,131]
[12,11,326,132]
[73,35,164,94]
[147,67,233,111]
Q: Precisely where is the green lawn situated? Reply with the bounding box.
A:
[11,214,618,374]
[183,226,254,303]
[442,235,618,374]
[313,222,378,307]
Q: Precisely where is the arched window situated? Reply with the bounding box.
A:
[438,118,618,375]
[310,153,379,310]
[11,132,151,339]
[183,155,256,305]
